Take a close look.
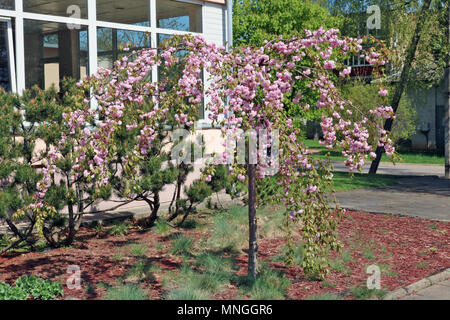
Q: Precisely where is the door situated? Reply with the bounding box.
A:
[0,17,16,92]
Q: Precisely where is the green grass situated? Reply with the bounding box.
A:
[163,263,216,300]
[378,263,398,277]
[162,207,292,301]
[166,287,210,300]
[394,152,445,165]
[341,250,353,263]
[112,251,123,261]
[306,293,341,300]
[332,172,400,191]
[106,284,147,300]
[154,218,171,236]
[362,246,375,260]
[180,219,198,230]
[236,268,291,300]
[169,235,193,256]
[306,139,444,165]
[129,243,148,257]
[322,280,337,288]
[330,259,351,274]
[108,221,130,236]
[350,285,387,300]
[207,207,248,252]
[126,259,156,282]
[417,262,428,269]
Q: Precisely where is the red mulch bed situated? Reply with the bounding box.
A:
[0,211,448,300]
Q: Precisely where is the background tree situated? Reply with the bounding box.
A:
[324,0,449,171]
[233,0,346,129]
[233,0,343,47]
[369,0,435,174]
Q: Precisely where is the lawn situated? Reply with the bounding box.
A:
[305,139,445,165]
[0,205,448,300]
[332,172,401,192]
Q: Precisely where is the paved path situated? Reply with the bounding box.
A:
[332,162,450,221]
[333,161,446,177]
[334,176,450,221]
[401,279,450,300]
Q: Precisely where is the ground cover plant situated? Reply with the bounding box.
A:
[0,276,63,300]
[0,205,447,300]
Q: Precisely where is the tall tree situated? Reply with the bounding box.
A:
[369,0,434,174]
[233,0,343,47]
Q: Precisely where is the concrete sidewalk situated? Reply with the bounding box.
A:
[401,279,450,300]
[332,161,450,221]
[333,161,446,177]
[334,176,450,221]
[385,268,450,300]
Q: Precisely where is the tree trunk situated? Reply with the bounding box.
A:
[369,0,433,175]
[147,193,160,226]
[248,163,258,278]
[65,203,76,245]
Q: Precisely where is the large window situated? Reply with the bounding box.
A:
[97,27,150,69]
[0,18,15,92]
[0,0,14,10]
[157,0,202,33]
[5,0,209,118]
[97,0,150,26]
[24,20,88,90]
[24,0,88,19]
[158,33,204,119]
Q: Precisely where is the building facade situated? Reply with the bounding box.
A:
[0,0,229,127]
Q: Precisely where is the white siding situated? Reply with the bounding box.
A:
[203,2,226,47]
[198,2,227,128]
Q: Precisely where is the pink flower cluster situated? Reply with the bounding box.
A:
[30,30,395,222]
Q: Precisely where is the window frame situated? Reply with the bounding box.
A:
[0,16,16,92]
[0,0,204,91]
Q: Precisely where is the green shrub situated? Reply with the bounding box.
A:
[180,219,198,230]
[14,276,64,300]
[0,276,64,300]
[109,222,130,236]
[0,282,29,300]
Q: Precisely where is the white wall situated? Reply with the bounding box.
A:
[197,1,227,129]
[408,80,447,151]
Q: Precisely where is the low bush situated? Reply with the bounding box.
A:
[0,276,63,300]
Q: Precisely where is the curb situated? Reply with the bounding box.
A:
[384,268,450,300]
